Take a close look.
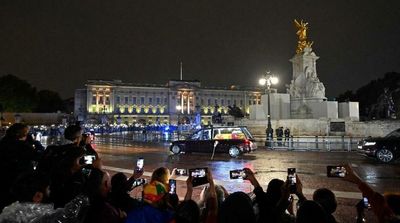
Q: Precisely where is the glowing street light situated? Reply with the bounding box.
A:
[259,71,279,147]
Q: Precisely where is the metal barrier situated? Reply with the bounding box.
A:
[261,136,363,152]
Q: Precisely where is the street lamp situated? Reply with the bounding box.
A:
[259,71,279,147]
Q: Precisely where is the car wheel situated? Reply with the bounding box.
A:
[229,146,240,158]
[376,148,394,163]
[171,145,181,154]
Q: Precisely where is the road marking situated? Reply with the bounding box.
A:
[103,165,362,199]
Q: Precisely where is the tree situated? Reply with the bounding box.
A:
[0,74,37,112]
[35,90,65,112]
[337,72,400,119]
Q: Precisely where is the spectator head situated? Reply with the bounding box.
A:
[59,147,85,175]
[4,123,29,141]
[313,188,337,214]
[266,178,285,204]
[143,181,168,205]
[296,200,328,223]
[64,125,82,144]
[175,200,200,223]
[218,191,256,223]
[199,184,228,208]
[111,172,129,193]
[84,168,111,200]
[150,167,170,185]
[385,193,400,216]
[11,171,50,203]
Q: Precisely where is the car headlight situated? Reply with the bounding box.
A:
[364,142,376,146]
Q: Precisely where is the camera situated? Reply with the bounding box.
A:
[169,179,177,194]
[175,168,188,176]
[136,158,144,172]
[327,166,346,178]
[229,169,246,179]
[287,168,296,193]
[189,168,209,187]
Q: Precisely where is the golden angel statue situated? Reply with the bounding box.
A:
[294,19,313,54]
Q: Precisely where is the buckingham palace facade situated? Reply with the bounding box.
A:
[74,79,263,125]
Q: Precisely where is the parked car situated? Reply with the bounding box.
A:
[170,126,257,158]
[358,128,400,163]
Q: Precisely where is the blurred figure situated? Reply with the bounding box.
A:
[84,168,125,223]
[218,192,256,223]
[79,132,98,159]
[296,200,328,223]
[313,188,338,223]
[174,200,200,223]
[0,123,35,210]
[108,170,143,213]
[0,171,89,223]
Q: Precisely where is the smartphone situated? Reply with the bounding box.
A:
[363,197,370,209]
[81,155,96,165]
[229,169,246,179]
[327,166,346,178]
[136,158,144,172]
[132,178,146,188]
[169,179,177,194]
[175,168,188,176]
[189,168,209,187]
[287,168,296,193]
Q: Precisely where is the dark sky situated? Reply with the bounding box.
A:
[1,1,400,99]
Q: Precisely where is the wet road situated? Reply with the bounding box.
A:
[94,134,399,223]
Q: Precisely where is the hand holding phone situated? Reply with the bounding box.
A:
[136,158,144,173]
[189,168,209,187]
[287,168,296,194]
[169,179,177,194]
[327,166,347,178]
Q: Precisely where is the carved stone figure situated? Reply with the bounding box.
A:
[294,19,314,54]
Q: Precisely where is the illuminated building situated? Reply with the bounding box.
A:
[75,79,262,124]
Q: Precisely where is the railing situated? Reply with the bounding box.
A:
[258,136,363,151]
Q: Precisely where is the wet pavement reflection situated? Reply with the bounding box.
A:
[94,133,398,223]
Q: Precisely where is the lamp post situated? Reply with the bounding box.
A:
[176,105,182,140]
[259,71,279,147]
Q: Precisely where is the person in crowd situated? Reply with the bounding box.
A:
[276,127,284,146]
[343,164,400,223]
[284,127,291,146]
[244,168,295,223]
[183,169,218,223]
[198,184,229,221]
[173,200,201,223]
[313,188,338,223]
[49,147,88,208]
[108,169,144,213]
[79,132,98,159]
[0,123,35,211]
[84,168,126,223]
[296,200,328,223]
[0,171,89,223]
[218,191,256,223]
[125,167,175,223]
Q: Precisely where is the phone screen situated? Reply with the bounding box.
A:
[189,168,209,187]
[229,169,246,179]
[175,168,188,176]
[327,166,346,178]
[287,168,296,193]
[169,179,177,194]
[136,158,144,172]
[83,155,96,165]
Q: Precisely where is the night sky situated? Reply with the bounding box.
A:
[1,1,400,99]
